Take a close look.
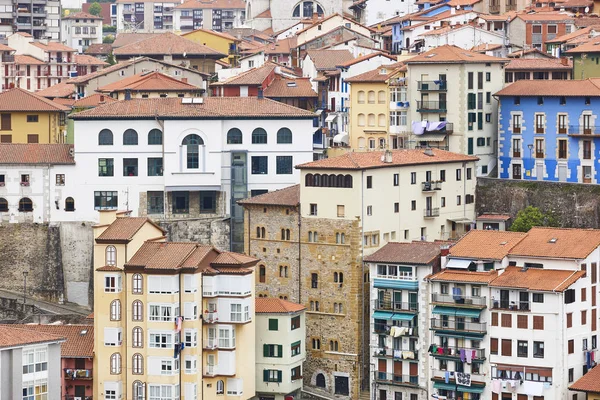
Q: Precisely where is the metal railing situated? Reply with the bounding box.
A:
[374,372,419,385]
[373,299,417,312]
[432,293,487,307]
[430,318,487,333]
[424,208,440,218]
[374,324,418,336]
[568,125,600,135]
[418,81,447,91]
[422,181,442,191]
[490,300,530,311]
[374,347,419,360]
[203,311,218,323]
[417,101,447,112]
[63,368,92,379]
[430,346,486,359]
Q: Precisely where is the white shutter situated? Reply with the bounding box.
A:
[147,357,162,376]
[184,383,197,400]
[104,328,117,346]
[184,302,195,320]
[148,276,160,293]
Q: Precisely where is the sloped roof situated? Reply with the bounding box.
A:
[84,43,113,55]
[507,48,556,58]
[364,241,442,264]
[565,37,600,53]
[36,81,76,99]
[96,217,165,243]
[73,93,117,108]
[448,230,527,261]
[112,33,159,48]
[336,51,396,68]
[0,326,64,349]
[545,25,597,44]
[345,62,405,83]
[505,57,572,70]
[5,325,93,358]
[30,41,76,52]
[0,43,14,52]
[175,0,246,9]
[0,88,70,111]
[255,298,306,314]
[262,37,296,54]
[99,71,200,92]
[495,79,600,96]
[296,149,478,170]
[182,27,238,41]
[516,11,575,21]
[570,365,600,393]
[406,45,508,64]
[213,64,276,86]
[263,77,317,98]
[490,266,586,292]
[508,227,600,259]
[113,32,225,58]
[0,144,74,165]
[76,54,109,66]
[238,185,300,207]
[477,214,511,221]
[306,49,355,70]
[15,55,44,65]
[63,11,102,20]
[428,269,499,283]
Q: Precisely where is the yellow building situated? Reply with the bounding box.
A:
[0,88,70,144]
[341,63,408,156]
[93,210,258,400]
[570,364,600,400]
[182,28,240,66]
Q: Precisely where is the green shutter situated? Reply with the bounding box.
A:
[263,344,269,357]
[478,112,483,130]
[278,344,283,358]
[263,369,270,382]
[277,370,283,382]
[269,318,278,331]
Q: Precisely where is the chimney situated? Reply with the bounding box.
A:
[125,89,131,101]
[383,149,393,163]
[424,148,434,156]
[258,88,264,99]
[99,95,105,103]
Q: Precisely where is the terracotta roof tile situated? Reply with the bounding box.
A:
[71,97,316,120]
[36,81,76,98]
[30,41,76,53]
[490,266,586,292]
[113,33,159,48]
[255,8,271,18]
[264,77,317,98]
[84,44,113,55]
[73,93,117,108]
[113,32,226,58]
[64,11,102,20]
[506,57,572,70]
[477,214,511,221]
[96,265,122,271]
[516,11,575,22]
[262,37,296,54]
[99,71,200,92]
[306,49,355,70]
[406,45,508,64]
[238,184,299,207]
[336,52,396,68]
[449,230,527,260]
[175,0,246,9]
[545,25,597,44]
[53,98,76,107]
[565,36,600,53]
[255,298,306,313]
[0,88,70,111]
[211,252,258,266]
[0,144,74,165]
[495,79,600,97]
[210,266,253,274]
[428,269,499,283]
[506,48,555,58]
[296,149,478,170]
[96,217,165,243]
[0,325,65,348]
[76,54,109,66]
[182,28,238,41]
[214,64,276,86]
[471,43,503,52]
[0,44,14,51]
[570,365,600,393]
[508,227,600,259]
[5,325,93,358]
[345,62,405,83]
[364,242,442,264]
[14,55,44,65]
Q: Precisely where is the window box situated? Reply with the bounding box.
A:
[20,182,30,187]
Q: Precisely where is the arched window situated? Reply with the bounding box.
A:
[314,174,321,186]
[259,265,266,283]
[99,129,113,145]
[132,327,143,348]
[292,1,324,17]
[132,273,143,294]
[110,353,121,374]
[182,134,203,169]
[337,174,345,187]
[378,90,386,103]
[339,272,344,284]
[133,380,145,399]
[277,128,292,144]
[132,300,143,321]
[106,245,116,266]
[378,113,386,127]
[123,129,138,145]
[252,128,267,144]
[18,197,33,212]
[368,90,375,104]
[132,355,144,375]
[110,299,121,321]
[216,380,224,395]
[339,303,343,313]
[0,198,8,212]
[315,300,320,311]
[65,197,75,212]
[344,175,353,188]
[305,174,314,187]
[357,113,365,127]
[308,231,313,242]
[321,174,328,187]
[368,113,376,127]
[357,90,365,104]
[227,128,243,144]
[334,272,338,282]
[148,129,163,145]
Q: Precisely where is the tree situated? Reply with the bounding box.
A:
[103,34,115,44]
[509,206,557,232]
[89,2,102,16]
[106,51,116,65]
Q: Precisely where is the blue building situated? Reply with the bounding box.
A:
[496,79,600,183]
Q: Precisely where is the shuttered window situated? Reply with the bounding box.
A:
[517,315,528,329]
[501,339,512,356]
[568,339,574,354]
[501,314,512,328]
[582,310,587,325]
[582,288,587,302]
[491,312,498,326]
[567,313,572,328]
[0,113,11,131]
[491,338,498,355]
[533,316,544,330]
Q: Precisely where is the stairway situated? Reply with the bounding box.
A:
[359,390,371,400]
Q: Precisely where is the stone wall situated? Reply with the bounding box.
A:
[160,217,230,251]
[476,177,600,228]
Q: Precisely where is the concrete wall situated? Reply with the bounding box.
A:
[476,177,600,228]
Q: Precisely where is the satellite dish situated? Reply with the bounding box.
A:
[585,6,590,12]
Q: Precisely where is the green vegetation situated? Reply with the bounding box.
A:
[88,2,102,16]
[510,206,557,232]
[103,35,115,44]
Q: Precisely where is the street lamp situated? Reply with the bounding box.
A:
[23,271,28,304]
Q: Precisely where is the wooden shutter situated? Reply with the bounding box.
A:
[518,395,527,400]
[491,312,498,326]
[593,288,597,307]
[492,394,498,400]
[263,344,269,357]
[517,315,528,329]
[0,113,10,130]
[582,263,587,277]
[491,338,498,354]
[533,316,544,330]
[393,360,402,375]
[501,314,512,328]
[409,362,418,376]
[277,345,283,357]
[592,309,597,331]
[27,134,38,143]
[277,370,282,382]
[582,288,587,302]
[501,339,512,356]
[592,262,597,284]
[582,310,587,325]
[263,369,269,382]
[0,134,11,143]
[568,339,574,354]
[269,318,278,331]
[379,359,387,373]
[567,313,573,328]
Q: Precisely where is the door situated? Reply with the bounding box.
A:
[519,291,529,310]
[536,163,544,181]
[409,292,417,311]
[409,362,418,384]
[512,164,522,179]
[75,386,86,399]
[468,138,474,155]
[379,390,387,400]
[331,97,336,112]
[426,196,432,215]
[334,376,349,396]
[208,327,216,347]
[393,291,402,310]
[500,289,509,309]
[583,166,592,183]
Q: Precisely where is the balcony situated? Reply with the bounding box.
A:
[418,80,447,91]
[431,293,487,309]
[417,101,447,113]
[568,125,600,137]
[375,372,418,387]
[424,208,440,218]
[422,181,442,192]
[490,300,530,311]
[513,151,521,158]
[374,347,419,360]
[373,299,417,313]
[63,368,92,379]
[430,318,487,334]
[203,311,218,323]
[204,365,216,377]
[429,346,486,360]
[374,323,418,337]
[513,125,521,134]
[203,338,235,350]
[1,54,14,63]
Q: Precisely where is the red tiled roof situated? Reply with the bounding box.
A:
[182,28,238,41]
[96,217,165,243]
[112,33,158,48]
[570,365,600,393]
[448,230,527,260]
[255,298,306,313]
[336,52,396,68]
[471,43,503,52]
[64,11,102,20]
[255,8,271,18]
[406,45,508,64]
[345,62,405,83]
[15,55,44,65]
[516,11,575,21]
[36,81,76,99]
[508,227,600,259]
[0,325,65,349]
[71,97,316,119]
[505,57,572,70]
[84,44,113,55]
[490,266,586,292]
[73,93,117,108]
[76,54,109,66]
[96,265,122,271]
[113,32,225,58]
[238,185,300,207]
[264,77,317,98]
[506,48,555,58]
[211,252,259,266]
[364,241,442,264]
[99,71,200,92]
[0,144,74,165]
[545,25,597,44]
[0,88,70,111]
[0,44,14,52]
[306,49,355,70]
[213,64,276,86]
[565,36,600,53]
[495,79,600,97]
[428,269,499,283]
[5,325,93,358]
[296,149,478,170]
[30,41,76,53]
[477,214,511,221]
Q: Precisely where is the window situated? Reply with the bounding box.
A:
[252,128,267,144]
[277,127,292,144]
[518,340,528,357]
[394,203,399,213]
[337,205,345,218]
[264,369,283,382]
[582,309,587,325]
[149,304,179,322]
[367,205,372,216]
[149,332,176,348]
[132,327,143,348]
[182,134,203,169]
[569,368,574,383]
[491,338,498,354]
[98,158,114,176]
[457,195,461,205]
[251,156,268,174]
[123,158,138,176]
[533,341,544,358]
[357,91,365,103]
[533,293,543,303]
[501,339,512,356]
[565,289,576,304]
[292,315,300,330]
[468,72,473,89]
[411,200,416,210]
[501,313,512,327]
[27,134,38,143]
[132,354,143,375]
[132,300,143,321]
[216,380,224,395]
[310,203,317,216]
[123,129,138,145]
[311,273,318,288]
[268,318,278,331]
[441,197,445,207]
[185,356,197,374]
[110,299,121,321]
[537,96,544,105]
[65,197,75,212]
[22,382,48,400]
[227,128,242,144]
[26,114,39,123]
[276,156,292,174]
[95,191,118,210]
[22,347,48,375]
[456,169,462,181]
[110,352,122,374]
[99,129,113,145]
[264,344,283,357]
[172,191,189,214]
[148,158,163,176]
[147,128,162,145]
[230,304,242,321]
[367,175,373,188]
[291,365,302,380]
[259,265,266,283]
[184,329,198,347]
[0,198,8,212]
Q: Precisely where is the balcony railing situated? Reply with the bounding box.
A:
[427,122,453,134]
[424,208,440,218]
[429,346,486,359]
[374,347,419,360]
[203,338,235,349]
[1,54,14,63]
[431,293,487,307]
[203,311,218,323]
[513,151,521,158]
[422,181,442,192]
[373,299,417,312]
[513,125,521,133]
[535,152,544,159]
[430,318,487,333]
[568,125,600,136]
[204,365,216,376]
[417,101,447,112]
[490,300,530,311]
[375,372,419,386]
[63,368,92,379]
[418,80,447,91]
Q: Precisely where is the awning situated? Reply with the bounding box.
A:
[445,258,473,269]
[333,133,349,144]
[435,332,486,340]
[372,311,415,321]
[457,386,485,394]
[433,382,457,391]
[432,306,481,318]
[373,278,419,290]
[325,114,338,123]
[447,217,474,224]
[416,133,447,142]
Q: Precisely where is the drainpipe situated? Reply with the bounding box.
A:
[155,114,166,220]
[360,170,365,396]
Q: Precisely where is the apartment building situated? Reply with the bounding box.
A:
[0,0,61,40]
[174,0,246,33]
[364,242,442,400]
[504,58,572,84]
[508,13,575,52]
[405,45,508,176]
[61,12,103,53]
[496,79,600,183]
[240,148,477,400]
[116,0,176,32]
[97,71,204,100]
[93,211,258,400]
[255,298,307,400]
